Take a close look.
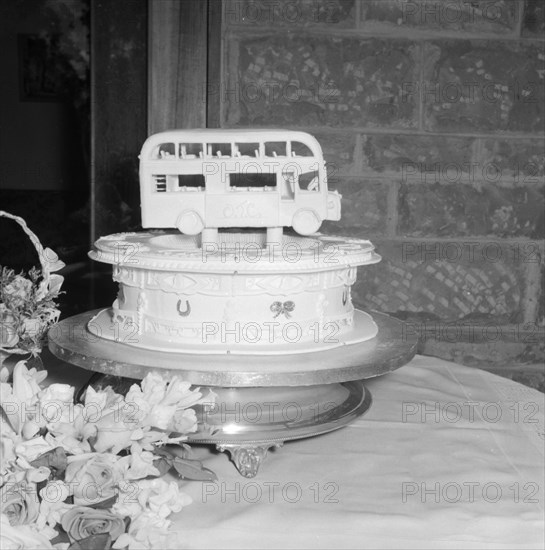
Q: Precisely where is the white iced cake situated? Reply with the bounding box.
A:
[88,129,381,355]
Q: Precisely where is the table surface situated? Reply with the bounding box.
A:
[44,353,545,549]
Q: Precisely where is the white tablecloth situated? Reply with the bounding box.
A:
[46,354,544,549]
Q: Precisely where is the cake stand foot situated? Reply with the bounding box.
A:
[217,443,283,478]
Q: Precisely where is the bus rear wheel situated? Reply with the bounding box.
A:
[292,209,321,236]
[176,210,204,235]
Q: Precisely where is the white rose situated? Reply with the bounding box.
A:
[65,453,122,505]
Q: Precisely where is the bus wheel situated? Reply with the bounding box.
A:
[176,210,204,235]
[292,209,321,235]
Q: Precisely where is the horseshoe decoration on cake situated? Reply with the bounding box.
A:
[177,299,191,317]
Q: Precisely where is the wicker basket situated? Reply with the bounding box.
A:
[0,210,64,355]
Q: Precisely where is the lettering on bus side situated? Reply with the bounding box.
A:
[223,201,261,219]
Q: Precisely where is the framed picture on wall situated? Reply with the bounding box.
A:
[18,34,63,102]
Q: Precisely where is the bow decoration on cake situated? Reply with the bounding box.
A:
[270,301,295,319]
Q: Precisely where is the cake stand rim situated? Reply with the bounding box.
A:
[47,310,418,386]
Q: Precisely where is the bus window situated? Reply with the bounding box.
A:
[291,141,313,157]
[229,173,277,191]
[153,143,176,159]
[179,143,203,159]
[281,172,295,200]
[153,175,167,192]
[178,174,205,190]
[299,170,320,191]
[234,142,260,157]
[265,142,287,157]
[208,143,232,157]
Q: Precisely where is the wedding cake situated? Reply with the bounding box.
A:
[88,129,381,355]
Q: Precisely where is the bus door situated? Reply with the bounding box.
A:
[293,161,326,217]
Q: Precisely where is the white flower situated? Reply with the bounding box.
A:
[113,512,179,550]
[0,426,17,476]
[147,480,191,517]
[3,276,32,307]
[37,480,73,537]
[14,436,57,463]
[140,373,167,406]
[21,318,41,340]
[39,384,75,412]
[119,447,160,480]
[0,513,54,549]
[43,248,66,273]
[124,373,215,434]
[173,408,198,434]
[12,361,45,407]
[47,273,64,297]
[83,384,119,411]
[0,361,46,436]
[137,478,192,518]
[0,308,19,348]
[0,367,9,383]
[46,404,96,454]
[112,477,191,523]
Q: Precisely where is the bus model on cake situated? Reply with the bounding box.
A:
[139,129,341,242]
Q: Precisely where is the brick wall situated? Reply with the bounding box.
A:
[219,0,544,390]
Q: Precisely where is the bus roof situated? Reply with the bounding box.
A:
[140,129,324,158]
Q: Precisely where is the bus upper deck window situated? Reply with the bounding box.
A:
[234,143,259,157]
[179,143,203,159]
[265,142,286,157]
[208,143,231,157]
[291,142,313,157]
[154,143,176,159]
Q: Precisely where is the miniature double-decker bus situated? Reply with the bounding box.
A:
[139,129,341,241]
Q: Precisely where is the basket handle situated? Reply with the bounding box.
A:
[0,210,63,302]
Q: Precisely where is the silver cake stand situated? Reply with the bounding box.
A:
[48,310,417,477]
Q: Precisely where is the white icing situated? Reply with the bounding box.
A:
[88,232,380,353]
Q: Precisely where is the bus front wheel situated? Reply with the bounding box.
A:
[292,209,321,236]
[176,210,204,235]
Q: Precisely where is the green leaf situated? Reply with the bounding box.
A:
[172,457,217,481]
[152,456,173,477]
[31,447,68,479]
[67,533,112,550]
[89,494,118,509]
[153,444,190,461]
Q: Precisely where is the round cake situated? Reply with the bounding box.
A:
[88,231,380,354]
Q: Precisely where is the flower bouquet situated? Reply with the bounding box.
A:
[0,360,216,550]
[0,211,65,358]
[0,211,217,549]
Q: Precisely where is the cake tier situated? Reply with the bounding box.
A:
[88,231,381,354]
